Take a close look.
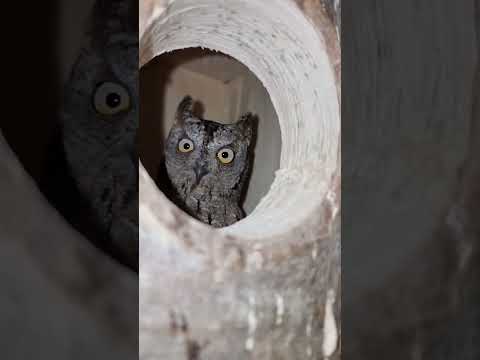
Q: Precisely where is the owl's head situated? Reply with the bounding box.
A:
[60,0,138,268]
[165,96,255,199]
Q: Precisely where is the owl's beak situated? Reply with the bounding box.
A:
[194,164,209,184]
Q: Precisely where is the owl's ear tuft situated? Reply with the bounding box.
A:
[237,112,256,145]
[176,96,194,124]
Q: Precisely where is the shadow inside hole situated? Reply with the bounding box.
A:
[139,48,280,223]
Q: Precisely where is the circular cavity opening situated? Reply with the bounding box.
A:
[140,0,339,239]
[140,48,281,218]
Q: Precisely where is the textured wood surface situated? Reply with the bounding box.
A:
[139,1,341,359]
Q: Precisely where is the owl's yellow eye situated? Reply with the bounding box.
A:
[217,148,235,164]
[93,82,131,116]
[178,138,194,153]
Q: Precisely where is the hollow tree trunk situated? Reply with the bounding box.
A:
[139,1,341,359]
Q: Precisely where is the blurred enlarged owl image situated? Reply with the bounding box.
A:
[60,0,138,269]
[165,96,255,228]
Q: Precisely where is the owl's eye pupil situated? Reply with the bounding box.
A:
[106,93,121,108]
[93,82,130,116]
[178,139,194,153]
[217,148,234,164]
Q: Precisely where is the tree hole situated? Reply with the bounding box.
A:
[139,48,281,226]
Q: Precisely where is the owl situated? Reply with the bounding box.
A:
[59,0,138,270]
[165,96,255,228]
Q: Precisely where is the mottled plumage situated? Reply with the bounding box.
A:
[165,96,255,227]
[60,0,138,269]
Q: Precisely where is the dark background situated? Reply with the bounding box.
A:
[2,2,60,182]
[1,2,138,360]
[342,0,479,359]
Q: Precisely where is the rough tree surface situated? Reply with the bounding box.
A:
[139,1,341,359]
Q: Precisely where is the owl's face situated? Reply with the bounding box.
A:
[165,96,254,201]
[61,0,138,267]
